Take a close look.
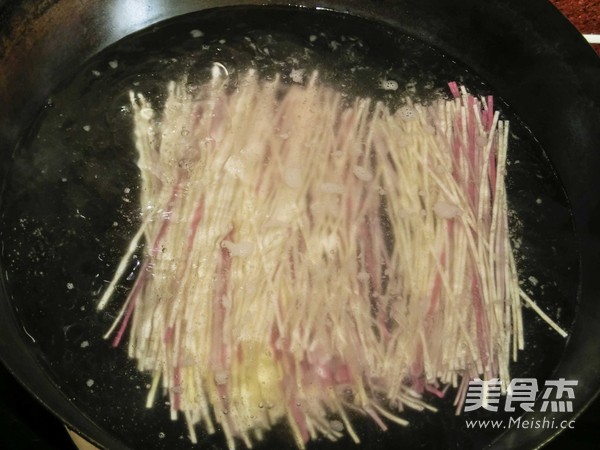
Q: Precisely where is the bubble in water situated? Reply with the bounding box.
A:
[214,371,229,385]
[398,105,416,121]
[330,420,344,432]
[352,165,373,182]
[379,79,399,91]
[212,62,229,78]
[140,107,154,120]
[289,68,305,83]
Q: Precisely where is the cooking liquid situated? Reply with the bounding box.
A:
[0,7,578,450]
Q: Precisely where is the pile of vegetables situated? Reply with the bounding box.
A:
[98,66,565,448]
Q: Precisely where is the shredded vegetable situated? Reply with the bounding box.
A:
[98,67,566,448]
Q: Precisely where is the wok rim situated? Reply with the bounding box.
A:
[0,1,598,449]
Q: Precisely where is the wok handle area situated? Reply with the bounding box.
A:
[550,0,600,54]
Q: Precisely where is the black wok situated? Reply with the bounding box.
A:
[0,1,599,449]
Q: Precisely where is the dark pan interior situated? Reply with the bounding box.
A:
[0,1,599,449]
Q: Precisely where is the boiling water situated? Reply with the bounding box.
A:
[0,7,578,450]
